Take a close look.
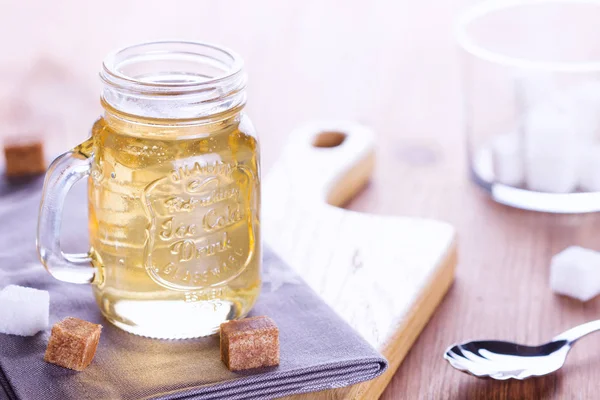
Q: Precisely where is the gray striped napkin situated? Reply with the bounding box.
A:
[0,178,386,400]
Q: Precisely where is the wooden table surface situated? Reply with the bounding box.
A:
[2,1,600,398]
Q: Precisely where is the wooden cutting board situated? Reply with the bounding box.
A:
[263,122,458,399]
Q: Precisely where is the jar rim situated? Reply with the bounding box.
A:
[100,40,245,95]
[455,0,600,73]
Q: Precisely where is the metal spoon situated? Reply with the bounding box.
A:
[444,320,600,380]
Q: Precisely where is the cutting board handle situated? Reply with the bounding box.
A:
[275,121,376,207]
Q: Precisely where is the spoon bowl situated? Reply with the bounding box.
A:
[444,340,570,380]
[444,319,600,380]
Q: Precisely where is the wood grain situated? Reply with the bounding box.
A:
[263,123,457,399]
[2,0,599,398]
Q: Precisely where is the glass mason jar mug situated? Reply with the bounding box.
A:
[37,41,261,339]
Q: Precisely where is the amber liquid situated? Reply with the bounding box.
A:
[87,108,261,338]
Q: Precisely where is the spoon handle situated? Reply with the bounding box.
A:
[553,320,600,344]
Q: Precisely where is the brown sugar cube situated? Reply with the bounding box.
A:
[220,316,279,371]
[44,317,102,371]
[3,136,46,178]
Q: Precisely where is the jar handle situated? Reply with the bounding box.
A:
[37,138,95,284]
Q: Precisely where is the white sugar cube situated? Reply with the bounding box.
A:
[524,102,577,149]
[524,104,580,193]
[0,285,49,336]
[550,246,600,302]
[579,144,600,192]
[517,73,557,111]
[568,81,600,142]
[526,154,580,193]
[491,133,524,186]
